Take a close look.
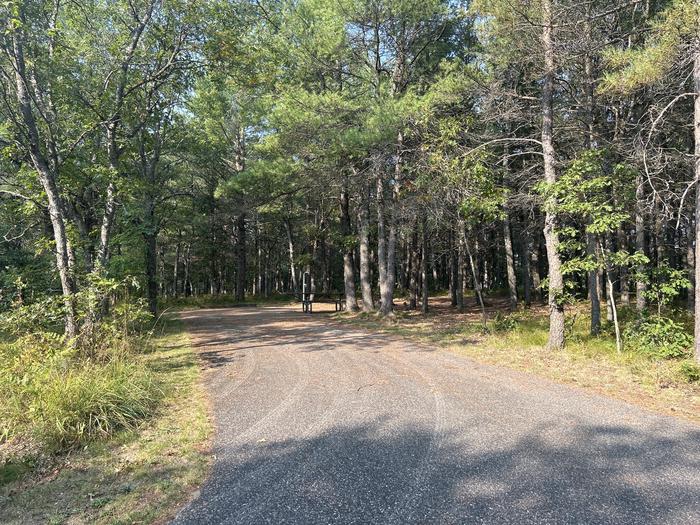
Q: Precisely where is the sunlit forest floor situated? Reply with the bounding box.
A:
[335,295,700,425]
[0,319,211,525]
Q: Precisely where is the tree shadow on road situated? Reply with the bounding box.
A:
[176,418,700,524]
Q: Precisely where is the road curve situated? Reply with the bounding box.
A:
[173,305,700,525]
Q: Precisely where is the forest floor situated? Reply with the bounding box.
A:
[335,295,700,425]
[173,305,699,524]
[0,319,212,525]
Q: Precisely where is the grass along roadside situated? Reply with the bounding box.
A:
[334,297,700,424]
[0,317,212,524]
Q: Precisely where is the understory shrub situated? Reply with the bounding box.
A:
[623,315,692,359]
[0,334,162,450]
[678,361,700,383]
[0,280,162,452]
[491,312,518,333]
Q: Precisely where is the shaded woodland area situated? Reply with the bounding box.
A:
[2,0,700,364]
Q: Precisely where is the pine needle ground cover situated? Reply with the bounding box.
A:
[0,319,211,524]
[335,296,700,424]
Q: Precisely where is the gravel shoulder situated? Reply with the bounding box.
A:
[173,305,700,525]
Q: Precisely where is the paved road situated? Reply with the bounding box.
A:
[173,306,700,525]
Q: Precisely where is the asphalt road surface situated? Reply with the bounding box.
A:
[172,305,700,525]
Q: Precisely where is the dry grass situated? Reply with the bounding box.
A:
[0,318,212,524]
[336,295,700,425]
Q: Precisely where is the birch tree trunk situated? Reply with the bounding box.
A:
[96,1,156,272]
[463,228,487,326]
[601,241,622,353]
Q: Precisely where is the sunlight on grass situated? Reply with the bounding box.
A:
[0,318,212,525]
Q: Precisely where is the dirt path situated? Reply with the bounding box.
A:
[173,305,700,524]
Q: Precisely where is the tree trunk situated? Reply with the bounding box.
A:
[449,227,458,307]
[602,235,614,323]
[10,21,77,339]
[503,213,518,311]
[522,218,532,307]
[236,214,246,302]
[409,224,419,309]
[173,239,181,297]
[688,213,695,311]
[587,232,601,335]
[96,177,117,270]
[601,241,622,353]
[284,218,298,295]
[541,0,566,350]
[653,195,666,265]
[358,183,374,311]
[693,40,700,363]
[636,175,648,311]
[340,182,359,311]
[464,228,487,326]
[421,217,429,314]
[618,226,631,306]
[145,230,158,315]
[456,218,465,311]
[143,186,158,315]
[184,243,191,296]
[376,171,391,314]
[382,202,398,316]
[530,230,542,303]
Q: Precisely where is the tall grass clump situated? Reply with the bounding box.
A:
[0,278,163,453]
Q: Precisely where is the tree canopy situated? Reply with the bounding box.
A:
[2,0,700,364]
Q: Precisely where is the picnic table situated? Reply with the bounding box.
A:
[299,292,345,313]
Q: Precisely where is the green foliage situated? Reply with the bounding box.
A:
[641,264,691,314]
[0,276,153,356]
[0,278,161,451]
[538,276,576,308]
[0,296,66,336]
[491,312,518,333]
[1,351,160,449]
[623,315,693,359]
[549,150,634,234]
[601,0,698,93]
[0,329,161,449]
[678,361,700,383]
